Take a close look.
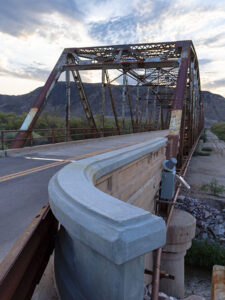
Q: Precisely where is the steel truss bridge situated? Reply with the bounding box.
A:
[2,40,204,299]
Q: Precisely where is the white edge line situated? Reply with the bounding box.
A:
[25,156,77,163]
[25,156,65,162]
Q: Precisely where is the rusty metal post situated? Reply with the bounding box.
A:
[66,70,71,142]
[105,70,120,135]
[101,70,106,137]
[1,131,4,150]
[52,129,55,143]
[71,70,98,135]
[122,72,126,130]
[29,131,33,147]
[136,85,140,127]
[145,87,150,125]
[125,76,135,132]
[166,45,191,159]
[11,51,66,149]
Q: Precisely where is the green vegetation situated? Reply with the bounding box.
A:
[200,128,208,143]
[200,178,225,196]
[201,146,213,152]
[211,122,225,141]
[185,239,225,268]
[193,151,210,156]
[0,111,148,149]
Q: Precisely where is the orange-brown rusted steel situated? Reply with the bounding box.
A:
[0,205,58,300]
[211,265,225,300]
[6,40,204,300]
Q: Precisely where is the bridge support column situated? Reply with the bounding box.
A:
[160,209,196,298]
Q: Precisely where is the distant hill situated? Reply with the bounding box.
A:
[0,82,225,124]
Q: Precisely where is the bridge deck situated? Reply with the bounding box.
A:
[6,130,169,160]
[0,130,168,263]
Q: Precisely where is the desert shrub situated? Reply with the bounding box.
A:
[211,122,225,141]
[185,239,225,268]
[200,128,208,143]
[193,151,210,156]
[201,147,213,152]
[200,178,225,196]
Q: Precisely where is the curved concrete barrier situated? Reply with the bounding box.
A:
[49,138,167,300]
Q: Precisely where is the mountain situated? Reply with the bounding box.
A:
[0,82,225,124]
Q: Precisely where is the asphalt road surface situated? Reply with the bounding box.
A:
[0,131,168,263]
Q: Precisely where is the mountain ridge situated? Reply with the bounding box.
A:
[0,82,225,124]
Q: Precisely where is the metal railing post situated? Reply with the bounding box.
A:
[1,131,4,150]
[52,129,55,143]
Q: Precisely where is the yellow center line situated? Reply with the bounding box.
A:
[0,139,150,183]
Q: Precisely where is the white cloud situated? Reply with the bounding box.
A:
[0,0,225,96]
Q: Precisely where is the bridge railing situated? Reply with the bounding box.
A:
[0,125,154,150]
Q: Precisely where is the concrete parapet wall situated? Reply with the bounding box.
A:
[49,137,167,300]
[96,147,165,212]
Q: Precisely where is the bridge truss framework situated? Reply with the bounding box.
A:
[6,40,204,300]
[12,40,204,168]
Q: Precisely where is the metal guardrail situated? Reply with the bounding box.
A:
[0,205,58,300]
[1,125,153,150]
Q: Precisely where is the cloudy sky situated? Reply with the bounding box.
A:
[0,0,225,96]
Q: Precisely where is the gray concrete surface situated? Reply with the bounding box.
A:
[0,131,168,263]
[49,137,167,300]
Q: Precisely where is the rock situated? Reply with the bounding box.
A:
[182,296,206,300]
[176,195,225,246]
[158,292,169,300]
[178,195,185,201]
[203,211,211,218]
[202,232,208,240]
[148,285,152,295]
[144,286,148,296]
[213,224,225,236]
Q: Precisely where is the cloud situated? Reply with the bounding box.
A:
[88,14,138,45]
[199,59,213,65]
[205,78,225,89]
[0,62,50,82]
[197,32,225,47]
[0,0,81,37]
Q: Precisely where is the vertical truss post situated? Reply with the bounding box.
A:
[145,87,150,127]
[122,72,127,130]
[105,70,120,135]
[166,45,191,159]
[125,76,135,132]
[71,70,98,134]
[65,70,71,142]
[139,98,144,130]
[11,51,66,148]
[136,85,140,127]
[101,70,106,137]
[160,104,164,130]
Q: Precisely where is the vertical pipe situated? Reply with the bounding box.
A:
[101,70,106,137]
[66,70,71,142]
[151,248,162,300]
[122,72,126,130]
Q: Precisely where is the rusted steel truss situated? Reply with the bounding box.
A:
[0,205,58,300]
[11,40,204,166]
[6,40,204,300]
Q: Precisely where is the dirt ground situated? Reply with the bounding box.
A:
[185,130,225,200]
